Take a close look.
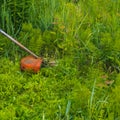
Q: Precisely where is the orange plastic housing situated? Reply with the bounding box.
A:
[20,56,43,73]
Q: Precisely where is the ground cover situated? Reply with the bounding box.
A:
[0,0,120,119]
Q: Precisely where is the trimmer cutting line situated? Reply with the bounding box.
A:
[0,29,43,73]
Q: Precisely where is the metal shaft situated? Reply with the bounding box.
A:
[0,29,39,58]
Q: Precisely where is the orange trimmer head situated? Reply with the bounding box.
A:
[0,29,43,73]
[20,56,43,73]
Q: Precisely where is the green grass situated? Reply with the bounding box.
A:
[0,0,120,119]
[0,57,119,120]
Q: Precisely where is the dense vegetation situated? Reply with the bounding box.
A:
[0,0,120,119]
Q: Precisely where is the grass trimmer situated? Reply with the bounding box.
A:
[0,29,43,73]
